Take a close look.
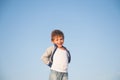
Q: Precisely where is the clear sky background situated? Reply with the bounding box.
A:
[0,0,120,80]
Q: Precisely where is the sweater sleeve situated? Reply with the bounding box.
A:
[41,46,53,65]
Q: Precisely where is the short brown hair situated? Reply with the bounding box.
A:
[51,29,64,41]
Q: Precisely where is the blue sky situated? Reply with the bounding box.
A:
[0,0,120,80]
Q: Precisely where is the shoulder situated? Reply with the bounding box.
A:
[63,46,69,51]
[46,45,55,52]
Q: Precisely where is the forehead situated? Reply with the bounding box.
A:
[53,36,63,39]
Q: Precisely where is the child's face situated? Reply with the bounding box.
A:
[52,36,64,48]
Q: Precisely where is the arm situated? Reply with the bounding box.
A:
[41,46,53,66]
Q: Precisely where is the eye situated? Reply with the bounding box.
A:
[61,38,63,40]
[55,39,58,41]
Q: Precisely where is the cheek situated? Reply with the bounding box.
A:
[60,40,64,43]
[54,41,58,44]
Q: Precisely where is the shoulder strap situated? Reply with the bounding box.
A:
[63,46,71,63]
[51,44,57,62]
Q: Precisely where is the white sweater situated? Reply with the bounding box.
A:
[51,48,68,72]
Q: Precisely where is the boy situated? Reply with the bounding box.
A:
[41,29,71,80]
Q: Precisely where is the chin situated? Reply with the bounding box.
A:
[58,45,63,48]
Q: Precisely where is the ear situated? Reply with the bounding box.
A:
[51,41,54,43]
